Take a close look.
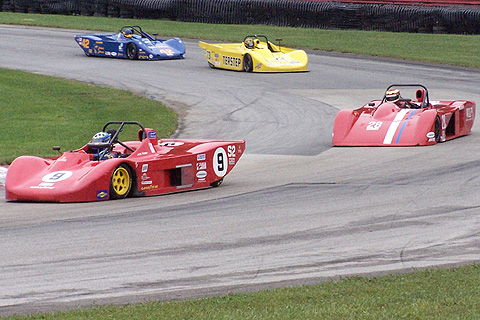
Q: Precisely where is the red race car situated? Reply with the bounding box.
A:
[332,84,475,146]
[6,121,245,202]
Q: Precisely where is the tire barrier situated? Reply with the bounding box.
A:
[2,0,480,34]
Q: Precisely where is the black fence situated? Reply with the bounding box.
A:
[2,0,480,34]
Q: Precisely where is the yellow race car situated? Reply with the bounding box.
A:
[198,35,308,73]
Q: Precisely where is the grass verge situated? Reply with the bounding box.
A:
[1,12,480,68]
[0,68,176,164]
[4,265,480,319]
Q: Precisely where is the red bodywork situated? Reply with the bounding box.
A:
[6,127,245,202]
[333,85,475,146]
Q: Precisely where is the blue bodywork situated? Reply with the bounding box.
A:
[75,26,185,60]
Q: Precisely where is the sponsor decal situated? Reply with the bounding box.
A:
[426,132,435,139]
[96,190,108,199]
[148,131,157,139]
[197,154,206,161]
[42,171,73,183]
[30,182,55,189]
[466,107,474,120]
[137,152,148,156]
[196,170,207,179]
[142,164,148,172]
[141,184,158,191]
[197,162,207,170]
[141,173,152,185]
[161,142,184,147]
[111,52,117,57]
[222,55,241,68]
[149,54,153,59]
[94,46,104,54]
[255,63,262,70]
[229,158,236,165]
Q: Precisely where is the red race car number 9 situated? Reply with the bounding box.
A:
[42,171,73,182]
[213,147,228,177]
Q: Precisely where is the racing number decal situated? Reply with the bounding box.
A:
[42,171,73,183]
[366,121,382,130]
[213,147,228,177]
[81,38,90,49]
[227,145,235,157]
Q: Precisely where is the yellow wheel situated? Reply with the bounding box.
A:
[110,164,132,199]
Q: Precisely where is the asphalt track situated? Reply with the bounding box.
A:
[1,25,480,316]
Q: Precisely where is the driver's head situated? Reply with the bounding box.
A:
[123,29,133,38]
[92,131,111,144]
[386,88,401,103]
[244,39,254,49]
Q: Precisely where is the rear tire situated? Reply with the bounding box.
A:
[243,54,253,72]
[126,43,137,60]
[110,164,132,199]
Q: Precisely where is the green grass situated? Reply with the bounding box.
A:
[0,68,176,164]
[1,12,480,68]
[4,265,480,319]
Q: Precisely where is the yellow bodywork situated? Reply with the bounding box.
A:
[198,40,308,72]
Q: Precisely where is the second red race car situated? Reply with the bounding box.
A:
[6,121,245,202]
[332,84,475,146]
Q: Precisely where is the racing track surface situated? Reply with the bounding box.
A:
[2,25,480,315]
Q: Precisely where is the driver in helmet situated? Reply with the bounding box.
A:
[122,29,133,38]
[244,39,254,49]
[90,131,114,160]
[385,88,408,108]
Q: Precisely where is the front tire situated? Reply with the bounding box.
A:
[126,43,138,60]
[210,178,223,187]
[243,54,253,72]
[110,164,132,199]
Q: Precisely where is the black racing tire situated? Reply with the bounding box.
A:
[110,164,133,199]
[434,116,441,143]
[126,43,138,60]
[210,178,224,188]
[243,54,253,72]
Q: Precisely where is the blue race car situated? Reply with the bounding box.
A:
[75,26,185,60]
